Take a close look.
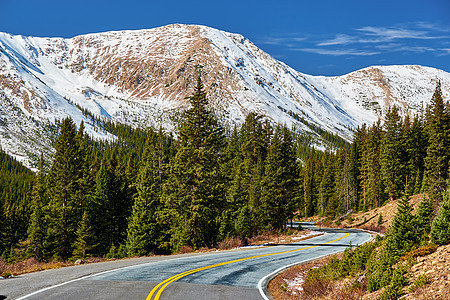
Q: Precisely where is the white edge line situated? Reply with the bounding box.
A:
[15,262,150,300]
[15,249,243,300]
[257,229,374,300]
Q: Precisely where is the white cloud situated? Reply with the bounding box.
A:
[258,36,307,46]
[317,34,354,46]
[357,26,439,41]
[259,22,449,58]
[438,48,450,55]
[297,48,380,56]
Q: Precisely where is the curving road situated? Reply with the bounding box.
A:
[1,224,371,300]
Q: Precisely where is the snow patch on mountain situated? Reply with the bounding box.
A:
[0,25,449,168]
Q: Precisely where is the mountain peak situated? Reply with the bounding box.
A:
[1,25,449,168]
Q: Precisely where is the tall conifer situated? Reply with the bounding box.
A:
[163,73,225,250]
[425,82,449,203]
[45,117,85,260]
[27,155,47,261]
[261,125,297,230]
[382,106,405,200]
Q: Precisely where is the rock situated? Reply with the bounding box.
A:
[412,262,424,271]
[358,273,366,283]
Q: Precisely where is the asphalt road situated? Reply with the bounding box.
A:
[0,224,372,300]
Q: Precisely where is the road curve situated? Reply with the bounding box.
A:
[1,225,371,300]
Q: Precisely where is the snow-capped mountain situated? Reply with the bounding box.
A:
[1,24,449,168]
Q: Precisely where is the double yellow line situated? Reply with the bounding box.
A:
[146,231,350,300]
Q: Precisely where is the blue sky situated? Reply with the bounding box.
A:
[1,0,449,76]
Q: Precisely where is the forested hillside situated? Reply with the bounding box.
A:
[0,77,448,264]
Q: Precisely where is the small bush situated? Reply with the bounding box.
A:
[302,276,332,298]
[178,245,193,254]
[219,237,246,250]
[410,274,430,292]
[367,249,396,292]
[347,215,354,224]
[379,266,407,300]
[106,244,127,259]
[400,245,438,261]
[1,271,12,278]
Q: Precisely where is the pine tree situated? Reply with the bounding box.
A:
[239,113,269,227]
[126,128,168,256]
[302,152,318,217]
[89,162,113,254]
[406,115,427,194]
[236,205,253,239]
[360,121,384,209]
[45,117,86,260]
[261,125,297,231]
[72,211,97,259]
[381,106,405,200]
[163,73,225,250]
[425,82,449,203]
[386,192,417,255]
[321,154,337,216]
[338,148,352,213]
[414,198,434,243]
[430,182,450,245]
[27,155,47,261]
[351,125,365,210]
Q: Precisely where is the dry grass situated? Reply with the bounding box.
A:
[217,230,323,251]
[0,258,72,277]
[0,257,110,277]
[218,237,246,250]
[268,253,367,300]
[268,254,339,299]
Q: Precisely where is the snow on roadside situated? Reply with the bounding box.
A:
[234,230,324,250]
[291,230,323,240]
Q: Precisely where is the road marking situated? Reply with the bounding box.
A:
[257,252,335,300]
[16,262,154,300]
[146,231,350,300]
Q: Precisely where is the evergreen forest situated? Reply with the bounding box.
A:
[0,77,449,263]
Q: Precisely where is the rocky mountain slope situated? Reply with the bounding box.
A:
[1,24,449,168]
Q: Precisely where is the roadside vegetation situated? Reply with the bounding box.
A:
[269,83,450,299]
[270,185,450,299]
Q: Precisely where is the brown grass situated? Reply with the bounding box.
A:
[178,245,194,254]
[0,258,72,276]
[0,257,110,277]
[269,255,367,300]
[268,254,341,299]
[360,223,387,234]
[218,237,246,250]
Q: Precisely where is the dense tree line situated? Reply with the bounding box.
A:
[0,148,34,258]
[0,78,448,262]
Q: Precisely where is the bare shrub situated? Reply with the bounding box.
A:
[178,245,193,254]
[301,276,333,298]
[361,223,387,234]
[218,237,245,250]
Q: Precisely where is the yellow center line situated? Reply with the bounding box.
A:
[146,231,350,300]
